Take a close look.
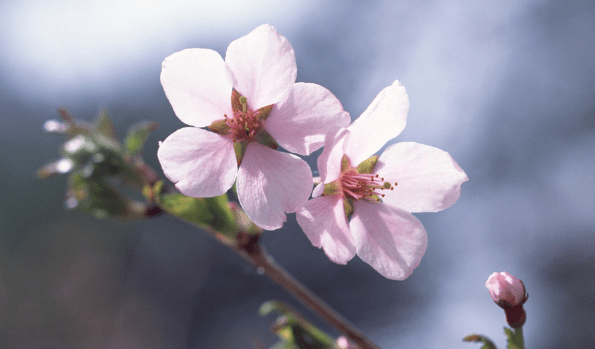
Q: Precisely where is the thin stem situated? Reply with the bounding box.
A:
[150,179,381,348]
[235,237,381,349]
[162,208,381,348]
[513,327,525,349]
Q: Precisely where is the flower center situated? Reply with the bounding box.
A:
[207,89,277,166]
[224,99,262,143]
[340,170,395,202]
[321,155,397,219]
[322,155,397,203]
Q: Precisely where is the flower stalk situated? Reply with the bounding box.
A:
[152,180,381,348]
[234,235,381,349]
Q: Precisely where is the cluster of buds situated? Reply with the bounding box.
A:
[38,108,161,220]
[485,271,529,328]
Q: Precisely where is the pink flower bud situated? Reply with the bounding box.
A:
[485,271,525,306]
[485,271,528,328]
[335,336,356,348]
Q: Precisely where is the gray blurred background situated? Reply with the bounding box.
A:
[1,0,594,348]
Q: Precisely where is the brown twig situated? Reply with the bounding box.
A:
[235,236,381,349]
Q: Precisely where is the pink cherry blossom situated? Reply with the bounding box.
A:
[296,80,468,280]
[157,24,350,230]
[485,271,526,306]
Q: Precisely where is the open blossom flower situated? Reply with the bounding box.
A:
[296,80,468,280]
[157,24,350,230]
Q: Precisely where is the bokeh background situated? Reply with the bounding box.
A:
[1,0,594,348]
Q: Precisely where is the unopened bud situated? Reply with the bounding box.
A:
[43,119,68,134]
[335,336,357,349]
[485,271,528,328]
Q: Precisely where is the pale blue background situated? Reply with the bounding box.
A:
[1,0,594,348]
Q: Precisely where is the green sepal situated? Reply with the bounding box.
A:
[124,121,159,156]
[322,180,341,196]
[234,141,248,166]
[463,334,498,349]
[340,154,351,172]
[94,110,118,141]
[260,301,335,349]
[231,89,243,111]
[343,198,354,219]
[207,119,230,136]
[256,104,274,121]
[356,155,379,174]
[151,181,238,238]
[367,194,382,203]
[254,129,278,150]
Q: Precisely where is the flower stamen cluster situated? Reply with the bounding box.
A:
[224,100,262,143]
[322,154,396,205]
[341,171,396,202]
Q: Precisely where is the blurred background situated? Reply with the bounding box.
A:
[1,0,594,348]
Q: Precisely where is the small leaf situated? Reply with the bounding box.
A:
[152,181,239,238]
[66,171,138,219]
[204,194,238,236]
[124,121,159,156]
[260,301,335,349]
[94,109,118,141]
[463,334,498,349]
[58,108,76,126]
[156,192,214,227]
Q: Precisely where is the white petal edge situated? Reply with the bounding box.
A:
[161,48,232,127]
[296,195,356,264]
[375,142,469,213]
[350,200,428,280]
[225,24,297,110]
[237,143,313,230]
[266,82,350,156]
[344,79,409,165]
[157,127,237,197]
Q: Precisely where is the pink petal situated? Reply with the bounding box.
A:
[317,127,350,184]
[312,183,324,198]
[485,271,526,306]
[225,24,297,110]
[375,142,469,213]
[157,127,237,197]
[265,83,350,155]
[237,143,313,230]
[350,200,428,280]
[161,48,233,127]
[344,80,409,165]
[296,195,356,264]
